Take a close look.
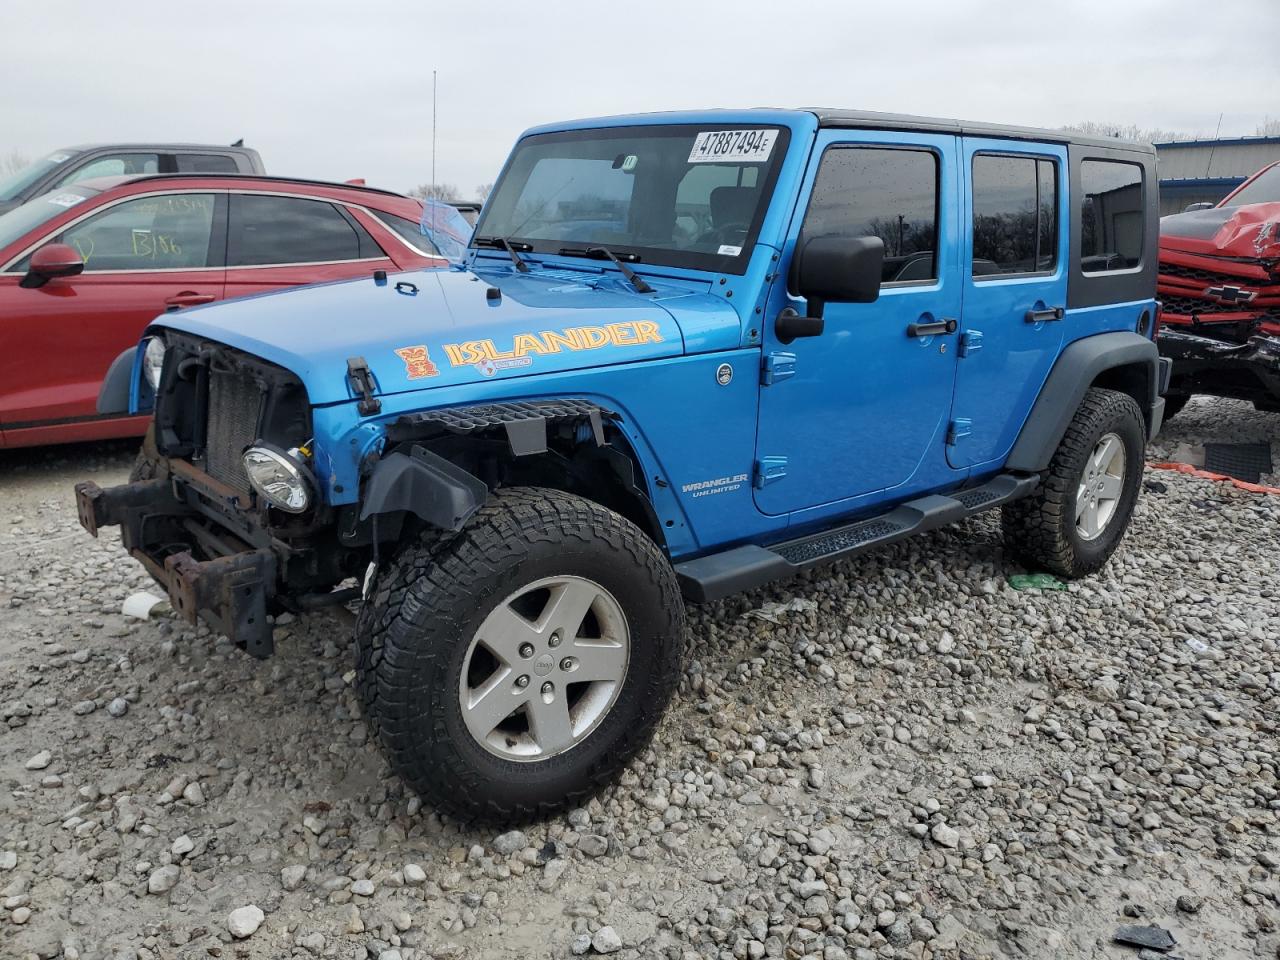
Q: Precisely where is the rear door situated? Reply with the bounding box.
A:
[223,193,396,298]
[754,130,963,515]
[0,191,226,430]
[948,139,1068,469]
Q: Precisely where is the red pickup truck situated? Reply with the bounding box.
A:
[1157,160,1280,417]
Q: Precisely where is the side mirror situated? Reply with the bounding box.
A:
[776,235,885,343]
[1182,202,1214,213]
[20,243,85,289]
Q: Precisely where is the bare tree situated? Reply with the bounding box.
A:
[1,150,31,176]
[408,182,461,202]
[1061,122,1192,143]
[1257,118,1280,137]
[475,182,494,201]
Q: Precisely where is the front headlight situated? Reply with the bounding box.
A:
[242,445,313,513]
[142,337,166,390]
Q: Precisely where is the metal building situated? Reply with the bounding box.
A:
[1154,136,1280,216]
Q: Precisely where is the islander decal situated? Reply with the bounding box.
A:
[394,345,440,379]
[442,321,663,367]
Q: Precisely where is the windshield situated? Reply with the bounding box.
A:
[0,150,81,202]
[474,124,790,273]
[0,186,100,260]
[1224,163,1280,208]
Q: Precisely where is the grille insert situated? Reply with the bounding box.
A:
[204,367,263,492]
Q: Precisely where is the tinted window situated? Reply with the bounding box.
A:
[57,153,159,187]
[1080,160,1143,272]
[230,194,366,265]
[175,153,239,173]
[799,147,938,285]
[377,212,441,255]
[1223,162,1280,207]
[57,193,216,270]
[971,155,1058,276]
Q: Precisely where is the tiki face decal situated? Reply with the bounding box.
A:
[394,345,440,380]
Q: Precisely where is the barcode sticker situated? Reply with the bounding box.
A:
[688,129,778,164]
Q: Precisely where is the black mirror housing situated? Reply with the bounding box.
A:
[793,235,885,309]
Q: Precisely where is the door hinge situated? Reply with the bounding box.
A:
[947,418,972,446]
[346,356,382,416]
[959,330,984,357]
[761,352,797,386]
[754,456,788,488]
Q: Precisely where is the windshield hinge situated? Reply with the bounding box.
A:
[959,330,984,357]
[754,456,788,488]
[346,356,381,416]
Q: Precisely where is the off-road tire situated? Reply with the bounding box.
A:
[1002,387,1145,578]
[355,487,686,823]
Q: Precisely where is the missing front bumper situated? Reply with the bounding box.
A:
[75,478,278,657]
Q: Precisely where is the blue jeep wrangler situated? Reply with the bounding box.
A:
[78,109,1168,821]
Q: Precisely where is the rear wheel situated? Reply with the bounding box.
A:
[1002,387,1145,577]
[355,487,685,823]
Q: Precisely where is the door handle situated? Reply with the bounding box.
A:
[164,292,217,310]
[1024,306,1065,323]
[906,318,957,338]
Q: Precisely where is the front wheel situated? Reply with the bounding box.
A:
[1002,387,1145,577]
[355,487,685,823]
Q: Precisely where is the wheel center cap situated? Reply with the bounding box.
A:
[534,654,555,677]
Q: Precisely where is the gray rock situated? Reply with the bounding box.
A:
[71,700,96,716]
[931,823,960,848]
[403,863,426,885]
[281,864,307,891]
[492,829,527,856]
[25,750,51,770]
[592,926,623,954]
[147,864,180,894]
[171,835,194,856]
[227,904,264,939]
[107,697,128,717]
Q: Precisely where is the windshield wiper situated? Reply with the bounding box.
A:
[558,246,654,294]
[474,235,531,273]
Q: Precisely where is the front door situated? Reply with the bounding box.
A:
[948,138,1068,468]
[0,191,225,431]
[754,131,962,516]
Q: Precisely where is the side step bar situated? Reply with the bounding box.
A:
[674,473,1039,603]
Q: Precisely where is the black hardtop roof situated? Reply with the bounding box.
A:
[100,172,413,202]
[805,109,1155,154]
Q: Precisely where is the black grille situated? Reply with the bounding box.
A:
[204,367,263,491]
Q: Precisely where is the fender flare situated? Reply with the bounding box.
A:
[98,348,137,415]
[1006,331,1163,473]
[358,445,489,531]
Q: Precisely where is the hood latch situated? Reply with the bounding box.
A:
[346,356,382,416]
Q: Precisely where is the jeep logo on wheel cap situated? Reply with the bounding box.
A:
[534,654,555,677]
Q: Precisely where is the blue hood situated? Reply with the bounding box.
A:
[156,266,743,406]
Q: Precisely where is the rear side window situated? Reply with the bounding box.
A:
[971,155,1058,277]
[799,146,939,285]
[1080,160,1144,272]
[229,194,373,265]
[175,154,239,173]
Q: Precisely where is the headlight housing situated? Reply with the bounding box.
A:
[142,337,166,390]
[242,445,313,513]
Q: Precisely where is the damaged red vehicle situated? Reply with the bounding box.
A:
[1157,160,1280,417]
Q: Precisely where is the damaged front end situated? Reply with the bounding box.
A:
[1157,201,1280,407]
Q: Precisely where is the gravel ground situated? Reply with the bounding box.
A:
[1,397,1277,960]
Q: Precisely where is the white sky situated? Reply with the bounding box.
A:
[3,0,1277,198]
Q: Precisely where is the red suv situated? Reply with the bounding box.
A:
[0,175,445,448]
[1157,160,1280,417]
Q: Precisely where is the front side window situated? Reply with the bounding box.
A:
[57,193,216,270]
[798,146,939,285]
[0,186,101,264]
[229,194,372,265]
[0,150,82,202]
[475,125,790,273]
[971,155,1058,277]
[1080,160,1144,272]
[57,153,160,187]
